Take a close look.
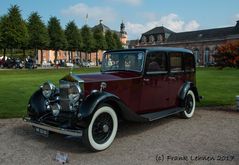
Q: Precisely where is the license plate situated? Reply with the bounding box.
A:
[34,127,49,137]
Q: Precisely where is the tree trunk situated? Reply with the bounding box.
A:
[34,48,37,59]
[3,48,6,60]
[96,51,98,66]
[80,51,82,62]
[40,49,43,64]
[23,49,26,57]
[68,51,70,62]
[54,50,58,64]
[11,49,13,57]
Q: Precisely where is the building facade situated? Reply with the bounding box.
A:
[132,20,239,66]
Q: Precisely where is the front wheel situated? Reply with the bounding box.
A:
[82,105,118,151]
[180,90,196,119]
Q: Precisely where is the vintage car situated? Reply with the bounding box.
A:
[24,47,200,151]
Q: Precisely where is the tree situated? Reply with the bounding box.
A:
[105,30,116,50]
[93,27,107,65]
[65,21,82,62]
[0,5,28,58]
[27,12,49,63]
[113,32,122,49]
[214,41,239,68]
[48,16,67,63]
[81,25,95,60]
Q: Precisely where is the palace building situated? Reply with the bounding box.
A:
[129,20,239,66]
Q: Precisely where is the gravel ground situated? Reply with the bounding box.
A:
[0,108,238,165]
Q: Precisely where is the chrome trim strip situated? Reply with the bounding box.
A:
[23,117,83,137]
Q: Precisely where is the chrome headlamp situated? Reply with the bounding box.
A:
[68,84,82,104]
[41,82,56,98]
[51,103,61,116]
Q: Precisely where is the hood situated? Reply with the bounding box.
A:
[73,72,141,83]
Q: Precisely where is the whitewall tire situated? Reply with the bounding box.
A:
[180,90,196,119]
[83,105,118,151]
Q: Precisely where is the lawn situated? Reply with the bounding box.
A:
[0,67,238,118]
[197,67,239,106]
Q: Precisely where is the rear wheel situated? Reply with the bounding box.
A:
[180,90,195,118]
[82,105,118,151]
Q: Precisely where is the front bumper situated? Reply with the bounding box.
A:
[23,117,83,137]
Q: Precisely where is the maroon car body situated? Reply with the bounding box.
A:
[24,47,200,151]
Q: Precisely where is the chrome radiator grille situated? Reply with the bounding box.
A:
[59,81,70,111]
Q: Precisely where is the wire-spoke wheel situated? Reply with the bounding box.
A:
[83,105,118,151]
[180,90,196,119]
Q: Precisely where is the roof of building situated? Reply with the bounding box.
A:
[107,47,193,54]
[142,26,174,36]
[92,21,111,32]
[167,26,238,42]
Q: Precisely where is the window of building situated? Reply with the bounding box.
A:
[146,52,167,74]
[184,53,195,72]
[157,34,163,42]
[204,48,210,65]
[149,35,155,43]
[193,48,200,65]
[169,52,183,72]
[141,36,147,43]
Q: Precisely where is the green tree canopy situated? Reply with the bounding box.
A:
[81,25,95,53]
[93,26,107,51]
[27,12,49,50]
[48,16,67,51]
[113,32,122,49]
[105,30,116,50]
[65,21,82,51]
[0,5,28,53]
[48,16,67,62]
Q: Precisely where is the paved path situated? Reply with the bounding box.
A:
[0,108,238,165]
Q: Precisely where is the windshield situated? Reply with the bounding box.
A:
[101,51,145,72]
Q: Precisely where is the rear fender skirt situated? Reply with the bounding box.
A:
[178,81,200,104]
[78,91,147,125]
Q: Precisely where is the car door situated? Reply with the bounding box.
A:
[167,52,184,108]
[140,51,169,113]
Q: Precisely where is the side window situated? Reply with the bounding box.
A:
[146,52,167,74]
[169,52,183,72]
[184,53,195,72]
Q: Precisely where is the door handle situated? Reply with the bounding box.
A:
[143,78,150,82]
[168,77,176,80]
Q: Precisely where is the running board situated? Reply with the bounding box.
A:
[140,107,184,121]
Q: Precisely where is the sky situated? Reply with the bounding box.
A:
[0,0,239,40]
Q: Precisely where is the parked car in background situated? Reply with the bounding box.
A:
[42,60,51,68]
[24,47,201,151]
[66,62,74,67]
[0,58,5,68]
[25,58,37,69]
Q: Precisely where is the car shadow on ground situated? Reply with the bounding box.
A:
[13,114,183,153]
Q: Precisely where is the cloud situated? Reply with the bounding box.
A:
[109,0,142,6]
[61,3,116,23]
[184,20,200,31]
[126,13,200,39]
[235,13,239,20]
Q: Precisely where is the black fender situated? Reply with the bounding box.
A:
[178,81,200,104]
[28,89,48,118]
[77,91,147,126]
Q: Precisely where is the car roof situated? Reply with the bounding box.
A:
[106,47,193,54]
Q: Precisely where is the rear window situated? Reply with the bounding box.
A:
[184,53,195,72]
[169,52,183,72]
